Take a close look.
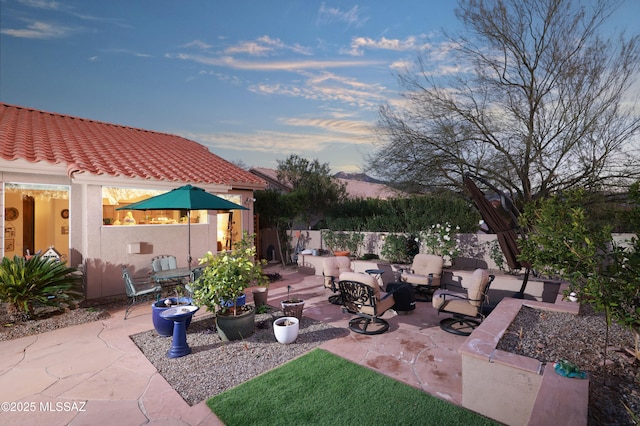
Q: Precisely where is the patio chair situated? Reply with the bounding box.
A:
[323,256,353,305]
[338,272,395,335]
[431,268,495,336]
[122,266,162,320]
[151,255,182,287]
[399,253,444,302]
[151,254,178,272]
[184,266,204,298]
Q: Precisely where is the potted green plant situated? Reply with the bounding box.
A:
[321,229,364,257]
[280,285,304,321]
[192,232,268,341]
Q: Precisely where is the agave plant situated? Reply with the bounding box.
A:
[0,255,83,320]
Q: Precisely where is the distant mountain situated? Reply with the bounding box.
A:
[333,172,384,184]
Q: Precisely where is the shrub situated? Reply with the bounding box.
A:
[419,222,461,259]
[519,187,640,361]
[0,255,82,320]
[193,232,268,315]
[323,194,480,233]
[380,234,419,263]
[321,229,364,256]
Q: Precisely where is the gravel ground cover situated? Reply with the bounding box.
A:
[130,308,347,405]
[497,304,639,425]
[0,303,112,341]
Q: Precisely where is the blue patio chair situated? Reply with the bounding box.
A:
[123,266,162,320]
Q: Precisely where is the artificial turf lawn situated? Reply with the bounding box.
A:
[208,348,498,425]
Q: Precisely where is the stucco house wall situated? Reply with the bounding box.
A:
[1,103,266,300]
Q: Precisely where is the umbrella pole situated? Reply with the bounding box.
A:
[188,211,192,269]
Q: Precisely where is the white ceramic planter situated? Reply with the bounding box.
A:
[273,316,299,344]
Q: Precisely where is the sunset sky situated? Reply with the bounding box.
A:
[2,0,638,174]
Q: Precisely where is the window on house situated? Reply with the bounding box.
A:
[4,183,70,258]
[101,187,209,226]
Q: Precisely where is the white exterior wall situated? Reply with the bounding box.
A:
[2,171,256,299]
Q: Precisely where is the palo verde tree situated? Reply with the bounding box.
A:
[371,0,640,205]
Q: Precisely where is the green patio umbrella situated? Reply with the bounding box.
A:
[117,185,247,268]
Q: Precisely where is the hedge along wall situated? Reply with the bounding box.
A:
[321,195,482,233]
[289,230,637,272]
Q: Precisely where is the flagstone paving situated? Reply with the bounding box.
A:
[0,266,471,425]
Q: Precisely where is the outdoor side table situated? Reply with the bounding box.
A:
[386,282,416,314]
[365,269,385,288]
[160,305,199,358]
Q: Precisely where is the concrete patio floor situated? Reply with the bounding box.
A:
[0,265,470,425]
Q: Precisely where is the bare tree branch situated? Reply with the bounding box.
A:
[370,0,640,203]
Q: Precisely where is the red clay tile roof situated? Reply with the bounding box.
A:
[0,103,265,188]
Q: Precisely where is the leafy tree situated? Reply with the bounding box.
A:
[276,155,347,229]
[371,0,640,205]
[519,186,640,364]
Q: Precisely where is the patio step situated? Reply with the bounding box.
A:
[528,363,589,425]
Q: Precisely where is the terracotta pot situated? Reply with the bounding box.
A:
[252,287,268,308]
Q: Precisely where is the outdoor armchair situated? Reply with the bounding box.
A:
[399,253,444,301]
[338,271,395,335]
[322,256,352,305]
[122,266,162,320]
[431,268,495,336]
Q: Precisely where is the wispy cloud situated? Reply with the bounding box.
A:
[182,40,213,50]
[181,118,373,155]
[317,2,368,28]
[390,58,412,70]
[18,0,129,26]
[280,117,373,138]
[171,53,381,71]
[206,71,244,86]
[248,71,387,110]
[0,20,74,39]
[179,108,375,155]
[18,0,61,10]
[343,35,428,56]
[223,35,313,57]
[101,48,152,58]
[181,129,333,153]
